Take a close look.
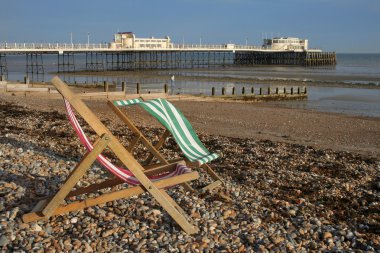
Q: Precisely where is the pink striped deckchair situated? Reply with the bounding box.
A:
[23,76,200,235]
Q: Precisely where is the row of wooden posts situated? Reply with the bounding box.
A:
[102,81,307,96]
[210,86,307,96]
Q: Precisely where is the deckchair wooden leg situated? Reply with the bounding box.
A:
[41,134,111,218]
[145,129,171,164]
[108,101,168,164]
[201,180,223,192]
[202,164,224,184]
[23,172,200,233]
[159,189,189,218]
[127,134,141,152]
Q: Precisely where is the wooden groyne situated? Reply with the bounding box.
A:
[234,51,336,66]
[208,86,308,101]
[1,80,307,102]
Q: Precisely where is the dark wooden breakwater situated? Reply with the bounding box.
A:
[0,50,336,78]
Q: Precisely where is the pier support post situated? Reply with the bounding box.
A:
[222,87,225,96]
[259,88,262,95]
[284,88,286,94]
[297,87,300,94]
[136,83,140,94]
[212,87,215,96]
[24,76,30,85]
[291,87,294,95]
[304,87,307,94]
[0,54,8,79]
[242,87,245,95]
[268,87,271,95]
[276,87,279,94]
[251,87,254,94]
[232,87,235,95]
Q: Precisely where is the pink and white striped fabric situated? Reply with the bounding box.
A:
[64,99,191,186]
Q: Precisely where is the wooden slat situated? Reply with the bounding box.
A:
[22,171,199,225]
[51,77,198,234]
[127,134,141,152]
[107,101,168,165]
[145,130,171,164]
[41,134,110,218]
[202,164,224,183]
[67,177,124,198]
[201,180,222,192]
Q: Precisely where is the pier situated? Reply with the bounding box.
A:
[0,34,336,78]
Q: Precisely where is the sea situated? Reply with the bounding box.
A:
[2,53,380,117]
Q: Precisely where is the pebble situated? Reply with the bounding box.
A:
[0,235,9,247]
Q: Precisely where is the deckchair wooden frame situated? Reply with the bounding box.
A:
[22,76,199,235]
[107,100,224,192]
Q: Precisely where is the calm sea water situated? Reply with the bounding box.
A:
[2,53,380,117]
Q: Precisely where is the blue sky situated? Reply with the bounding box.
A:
[0,0,379,53]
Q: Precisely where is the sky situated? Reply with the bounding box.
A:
[0,0,379,53]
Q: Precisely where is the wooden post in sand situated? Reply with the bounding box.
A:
[276,87,279,94]
[268,87,271,95]
[251,87,254,94]
[297,87,300,94]
[259,87,262,95]
[304,87,307,94]
[242,87,245,95]
[284,87,286,94]
[212,87,215,96]
[122,82,126,93]
[232,87,235,95]
[136,83,140,94]
[222,87,225,96]
[291,87,294,95]
[103,81,109,92]
[164,84,168,94]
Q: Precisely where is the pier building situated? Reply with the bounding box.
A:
[263,37,310,51]
[110,32,173,49]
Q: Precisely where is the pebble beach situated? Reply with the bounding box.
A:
[0,92,379,252]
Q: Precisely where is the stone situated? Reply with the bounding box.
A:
[0,235,9,247]
[323,232,333,240]
[70,217,78,224]
[31,224,42,232]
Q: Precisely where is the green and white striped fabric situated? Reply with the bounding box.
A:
[114,98,143,106]
[114,98,219,165]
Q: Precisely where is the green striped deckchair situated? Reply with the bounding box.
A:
[114,98,219,165]
[112,98,223,191]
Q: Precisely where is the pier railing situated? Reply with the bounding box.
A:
[0,43,109,50]
[0,42,269,52]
